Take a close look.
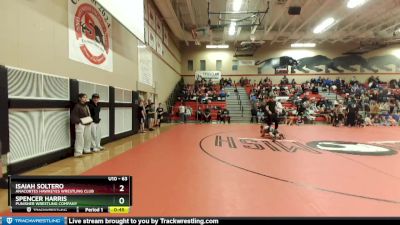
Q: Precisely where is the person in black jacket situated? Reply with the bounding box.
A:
[265,96,279,131]
[71,93,92,157]
[88,94,104,152]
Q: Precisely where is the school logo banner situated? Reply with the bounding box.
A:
[68,0,113,72]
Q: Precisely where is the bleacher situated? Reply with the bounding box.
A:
[171,101,227,121]
[171,83,227,122]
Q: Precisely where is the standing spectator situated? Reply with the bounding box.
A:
[71,93,92,157]
[179,103,186,123]
[148,102,156,131]
[156,103,164,127]
[88,94,104,152]
[185,105,192,121]
[138,100,146,133]
[346,101,358,127]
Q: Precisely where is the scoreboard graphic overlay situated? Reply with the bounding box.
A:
[8,176,132,213]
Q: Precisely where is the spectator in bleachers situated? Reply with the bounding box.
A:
[280,75,289,85]
[311,84,319,94]
[220,88,226,98]
[250,105,258,123]
[346,101,359,127]
[370,101,380,118]
[196,106,203,121]
[221,108,231,124]
[203,105,211,123]
[291,78,296,86]
[217,109,222,123]
[364,113,373,126]
[185,105,192,121]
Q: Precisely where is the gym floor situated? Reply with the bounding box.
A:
[1,124,400,216]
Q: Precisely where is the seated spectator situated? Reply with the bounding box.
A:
[221,108,231,124]
[364,114,373,126]
[280,75,289,85]
[203,106,212,123]
[220,89,226,97]
[387,113,398,126]
[251,106,258,123]
[196,107,203,121]
[286,109,297,126]
[217,109,222,123]
[311,85,319,94]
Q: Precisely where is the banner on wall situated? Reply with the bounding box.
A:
[239,60,255,66]
[144,0,148,21]
[156,15,162,37]
[195,71,222,81]
[144,24,149,44]
[138,47,153,87]
[68,0,113,72]
[163,25,169,47]
[148,4,156,28]
[156,36,163,56]
[149,29,156,50]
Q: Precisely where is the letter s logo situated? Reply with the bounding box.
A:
[84,14,96,40]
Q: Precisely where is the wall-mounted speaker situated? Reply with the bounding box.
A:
[288,6,301,15]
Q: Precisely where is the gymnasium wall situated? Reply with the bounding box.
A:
[181,43,400,85]
[0,0,181,104]
[0,0,182,175]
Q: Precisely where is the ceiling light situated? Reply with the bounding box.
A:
[233,0,242,11]
[291,43,316,48]
[206,45,229,49]
[313,17,335,34]
[347,0,366,8]
[229,22,236,36]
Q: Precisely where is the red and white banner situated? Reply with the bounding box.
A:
[68,0,113,72]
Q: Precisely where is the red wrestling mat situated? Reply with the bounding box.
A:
[2,125,400,216]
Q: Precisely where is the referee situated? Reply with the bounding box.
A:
[264,96,279,131]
